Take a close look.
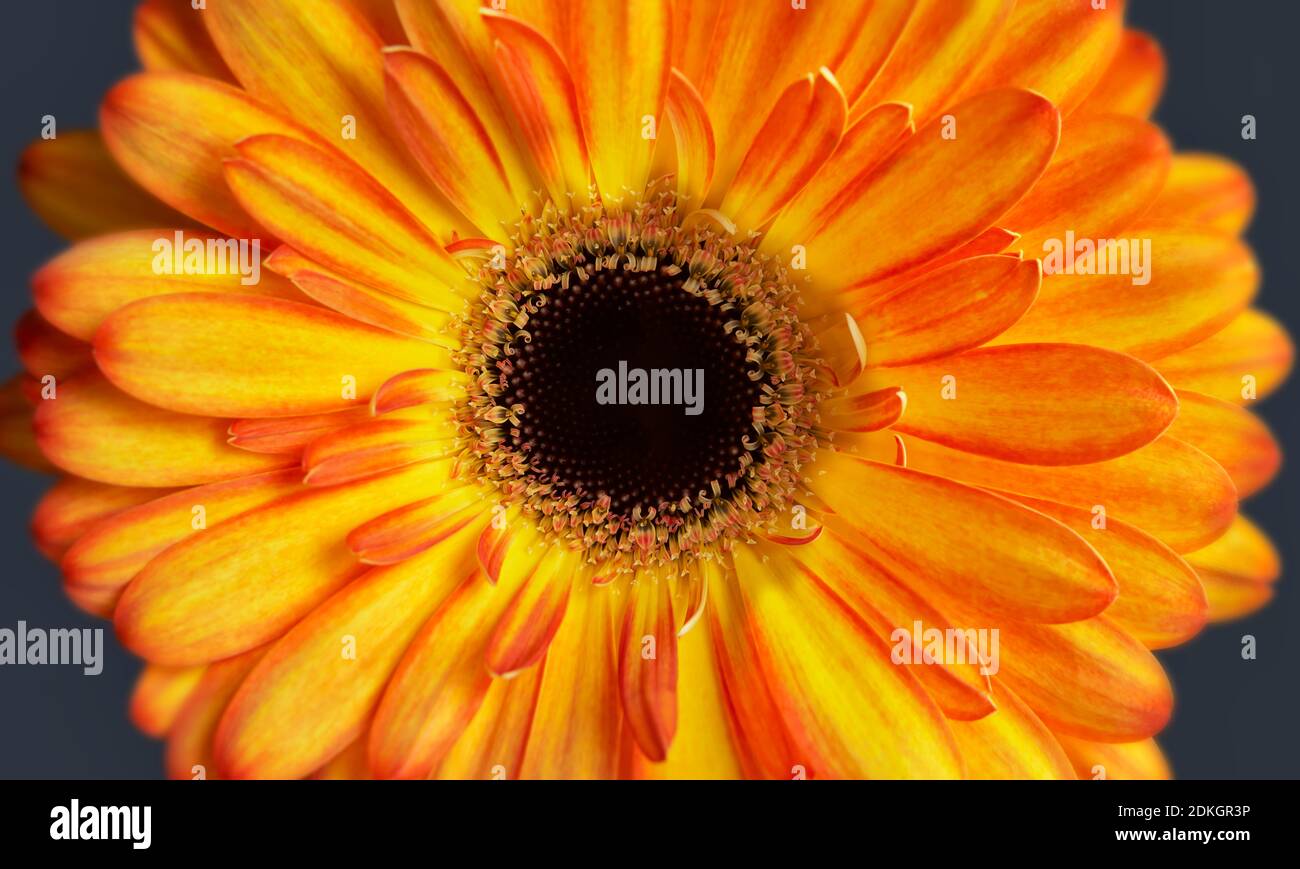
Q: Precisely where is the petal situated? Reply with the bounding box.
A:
[811,450,1116,623]
[371,369,468,415]
[1185,514,1280,622]
[860,255,1040,367]
[129,663,206,738]
[782,89,1059,292]
[485,545,580,676]
[34,373,290,488]
[345,485,486,564]
[1076,30,1166,118]
[164,648,263,780]
[432,664,543,780]
[517,583,622,779]
[854,0,1015,123]
[733,544,963,779]
[618,570,678,762]
[1153,309,1293,405]
[369,569,522,780]
[719,69,846,235]
[94,293,449,418]
[1147,153,1255,234]
[562,0,671,201]
[1055,735,1171,780]
[15,310,93,380]
[0,377,53,473]
[994,225,1259,360]
[17,131,191,241]
[957,0,1127,114]
[32,230,302,341]
[862,433,1238,553]
[383,47,527,235]
[224,134,469,306]
[873,344,1177,465]
[32,476,163,562]
[1001,113,1171,252]
[821,386,906,434]
[226,408,372,456]
[481,11,590,209]
[133,0,236,81]
[213,527,479,779]
[1167,390,1280,498]
[950,687,1075,780]
[623,615,744,779]
[301,418,457,487]
[101,73,320,239]
[62,469,303,615]
[993,616,1173,743]
[660,70,716,206]
[115,462,447,665]
[204,0,467,236]
[1012,496,1207,650]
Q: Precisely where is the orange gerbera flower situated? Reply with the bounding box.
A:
[2,0,1290,780]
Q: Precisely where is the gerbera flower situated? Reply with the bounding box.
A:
[3,0,1290,780]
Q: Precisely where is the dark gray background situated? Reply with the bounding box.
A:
[0,1,1295,778]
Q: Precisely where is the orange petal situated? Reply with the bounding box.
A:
[481,11,590,210]
[812,450,1117,624]
[1001,113,1171,253]
[720,69,846,235]
[950,687,1075,780]
[34,373,290,487]
[62,469,303,615]
[32,230,303,341]
[15,310,93,380]
[129,663,206,738]
[1012,496,1207,650]
[17,130,191,241]
[485,545,580,677]
[765,102,913,263]
[1185,514,1280,622]
[782,89,1059,292]
[370,570,523,779]
[733,544,963,779]
[214,531,478,779]
[994,616,1173,743]
[861,255,1040,367]
[855,0,1015,123]
[371,369,468,415]
[661,70,716,206]
[115,462,447,665]
[517,583,622,779]
[302,418,457,487]
[618,570,678,762]
[225,134,468,307]
[561,0,670,202]
[32,477,163,562]
[1077,30,1166,118]
[874,344,1177,465]
[383,47,526,235]
[264,245,453,344]
[164,648,263,780]
[621,613,744,779]
[204,0,467,237]
[346,485,486,564]
[696,0,912,203]
[1055,734,1171,780]
[994,224,1259,360]
[95,293,449,418]
[0,376,53,473]
[1167,390,1280,498]
[810,311,868,389]
[820,386,906,434]
[133,0,236,81]
[1153,309,1293,405]
[432,664,543,780]
[226,408,372,456]
[101,73,316,239]
[785,530,995,721]
[957,0,1126,114]
[1147,153,1255,234]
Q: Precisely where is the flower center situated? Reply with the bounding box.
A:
[456,188,823,565]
